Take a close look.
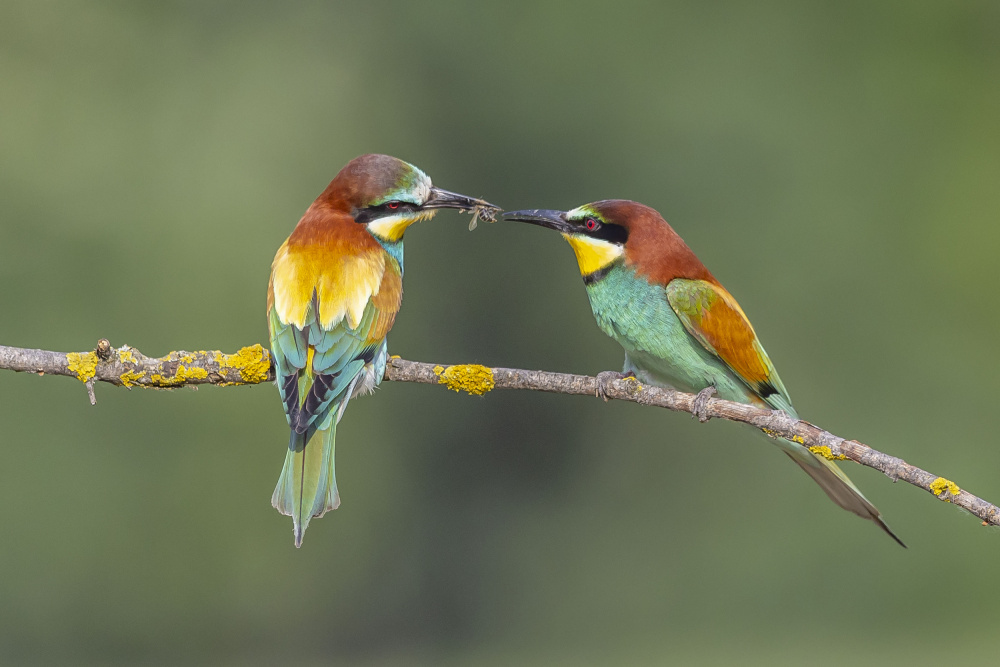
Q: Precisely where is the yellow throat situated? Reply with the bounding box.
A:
[366,209,437,242]
[562,233,624,276]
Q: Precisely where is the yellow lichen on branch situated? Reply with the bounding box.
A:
[118,370,145,388]
[151,365,209,387]
[929,477,961,501]
[66,351,98,382]
[809,445,848,461]
[214,345,271,384]
[433,364,495,395]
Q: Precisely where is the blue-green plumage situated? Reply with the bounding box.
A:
[587,264,772,405]
[269,297,389,546]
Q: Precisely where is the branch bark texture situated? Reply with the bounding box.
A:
[1,341,994,528]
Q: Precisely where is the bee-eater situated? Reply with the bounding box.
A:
[503,200,903,546]
[268,154,496,547]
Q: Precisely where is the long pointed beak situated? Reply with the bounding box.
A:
[424,187,499,213]
[501,209,574,234]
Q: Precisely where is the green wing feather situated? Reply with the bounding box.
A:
[269,295,386,547]
[665,279,793,413]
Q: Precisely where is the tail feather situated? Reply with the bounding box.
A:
[780,438,905,547]
[271,420,340,548]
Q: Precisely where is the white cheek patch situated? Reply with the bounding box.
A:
[561,233,625,276]
[367,209,437,242]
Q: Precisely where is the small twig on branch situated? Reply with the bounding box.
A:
[0,341,995,528]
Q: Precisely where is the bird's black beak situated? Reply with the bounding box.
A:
[502,209,574,234]
[424,187,499,214]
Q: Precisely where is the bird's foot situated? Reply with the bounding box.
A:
[692,386,717,423]
[596,370,636,401]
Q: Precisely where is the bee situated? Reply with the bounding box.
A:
[467,203,500,231]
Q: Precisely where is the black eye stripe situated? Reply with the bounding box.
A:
[354,201,419,224]
[574,218,628,244]
[376,201,417,214]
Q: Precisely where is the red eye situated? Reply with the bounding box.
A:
[586,218,600,231]
[387,201,399,210]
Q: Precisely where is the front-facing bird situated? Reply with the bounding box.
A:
[268,154,497,547]
[503,200,903,546]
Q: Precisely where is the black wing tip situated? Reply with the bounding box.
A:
[358,344,378,364]
[877,518,907,548]
[756,381,779,399]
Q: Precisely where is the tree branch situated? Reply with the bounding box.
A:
[1,341,995,528]
[0,340,273,394]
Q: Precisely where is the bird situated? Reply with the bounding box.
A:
[502,200,904,546]
[268,154,497,547]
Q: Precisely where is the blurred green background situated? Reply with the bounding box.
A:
[2,1,999,664]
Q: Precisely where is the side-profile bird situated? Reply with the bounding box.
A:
[503,200,903,546]
[268,154,497,547]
